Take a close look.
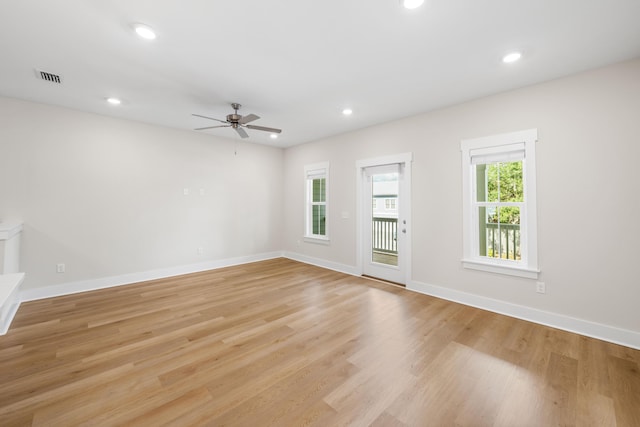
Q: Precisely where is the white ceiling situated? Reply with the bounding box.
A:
[1,0,639,148]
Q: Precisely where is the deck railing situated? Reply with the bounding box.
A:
[370,219,519,259]
[372,217,397,254]
[485,223,520,260]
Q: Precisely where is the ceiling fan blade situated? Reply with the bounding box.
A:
[246,124,282,134]
[235,127,249,138]
[238,114,260,125]
[194,125,231,131]
[192,113,228,124]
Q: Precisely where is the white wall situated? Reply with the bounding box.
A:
[283,58,640,334]
[0,97,284,291]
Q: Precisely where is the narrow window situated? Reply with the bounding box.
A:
[304,162,329,241]
[461,130,539,279]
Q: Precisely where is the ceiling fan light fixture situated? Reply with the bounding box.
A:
[133,23,156,40]
[342,108,353,116]
[401,0,425,9]
[270,134,278,139]
[502,51,522,64]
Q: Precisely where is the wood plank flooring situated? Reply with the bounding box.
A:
[1,258,639,426]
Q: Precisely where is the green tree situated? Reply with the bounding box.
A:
[486,161,522,224]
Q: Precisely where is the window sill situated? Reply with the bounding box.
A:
[462,259,539,279]
[304,236,330,245]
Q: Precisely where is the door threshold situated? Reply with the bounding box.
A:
[361,275,406,288]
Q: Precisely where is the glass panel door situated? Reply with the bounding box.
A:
[362,164,406,284]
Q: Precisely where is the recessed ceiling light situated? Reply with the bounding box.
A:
[270,134,278,139]
[133,24,156,40]
[401,0,425,9]
[342,108,353,116]
[502,52,522,64]
[106,97,121,105]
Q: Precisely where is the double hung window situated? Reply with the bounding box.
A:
[304,162,329,241]
[461,129,539,278]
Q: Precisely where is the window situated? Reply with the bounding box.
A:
[304,162,329,241]
[461,129,539,279]
[385,198,397,210]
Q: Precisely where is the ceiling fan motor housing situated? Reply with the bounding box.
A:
[227,113,242,124]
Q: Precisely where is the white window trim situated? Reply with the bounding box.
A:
[461,129,539,279]
[304,162,330,243]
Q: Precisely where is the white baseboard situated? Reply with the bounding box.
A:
[0,273,25,335]
[283,251,359,276]
[408,279,640,351]
[20,252,284,302]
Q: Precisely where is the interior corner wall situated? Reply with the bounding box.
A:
[0,96,284,292]
[282,58,640,334]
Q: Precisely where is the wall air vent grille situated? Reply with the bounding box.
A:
[36,70,62,84]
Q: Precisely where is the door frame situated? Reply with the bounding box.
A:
[356,152,413,284]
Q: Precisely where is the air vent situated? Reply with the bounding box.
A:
[35,69,62,84]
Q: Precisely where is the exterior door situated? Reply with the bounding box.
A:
[362,163,408,284]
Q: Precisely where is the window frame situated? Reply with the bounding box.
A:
[461,129,539,279]
[304,162,330,243]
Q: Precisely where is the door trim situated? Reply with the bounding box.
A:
[356,152,413,284]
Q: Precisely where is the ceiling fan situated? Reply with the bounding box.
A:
[192,103,282,139]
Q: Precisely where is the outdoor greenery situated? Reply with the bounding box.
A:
[485,161,523,225]
[477,161,524,260]
[311,178,326,235]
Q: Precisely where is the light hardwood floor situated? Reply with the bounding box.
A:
[1,258,639,426]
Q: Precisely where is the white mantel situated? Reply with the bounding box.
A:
[0,221,23,274]
[0,273,24,334]
[0,221,23,239]
[0,221,24,334]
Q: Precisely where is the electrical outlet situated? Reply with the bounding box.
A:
[56,263,65,273]
[183,188,189,196]
[536,281,546,294]
[197,247,204,255]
